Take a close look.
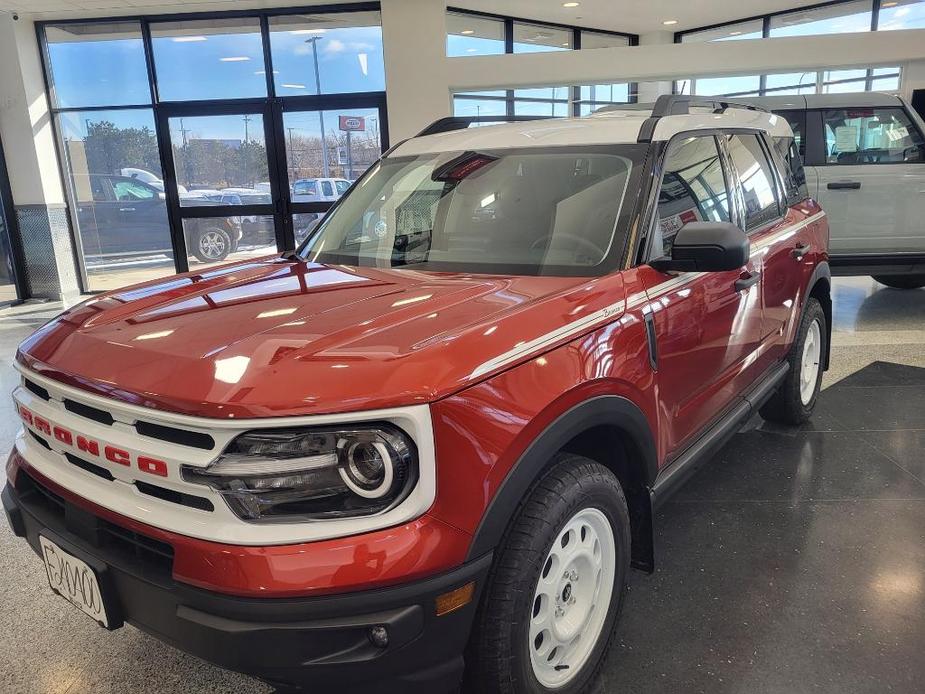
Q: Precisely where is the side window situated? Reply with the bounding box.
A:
[771,135,809,205]
[89,176,113,203]
[821,107,925,164]
[653,135,731,258]
[112,179,156,201]
[725,133,782,231]
[335,180,351,195]
[776,110,806,156]
[321,180,335,197]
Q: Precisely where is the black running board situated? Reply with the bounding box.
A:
[650,362,789,507]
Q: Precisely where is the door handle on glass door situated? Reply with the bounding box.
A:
[791,244,811,260]
[826,181,861,190]
[734,271,761,292]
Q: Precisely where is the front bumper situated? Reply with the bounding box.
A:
[3,472,490,693]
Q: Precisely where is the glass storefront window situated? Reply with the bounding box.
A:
[580,31,630,49]
[168,114,269,207]
[877,0,925,30]
[45,22,151,108]
[453,96,508,118]
[680,19,764,43]
[769,1,872,37]
[57,109,176,292]
[513,22,572,52]
[693,75,762,97]
[283,108,382,190]
[447,12,505,56]
[151,18,266,101]
[765,72,818,95]
[183,216,276,270]
[269,12,385,95]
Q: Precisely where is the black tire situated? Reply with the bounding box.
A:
[760,297,827,425]
[872,274,925,290]
[466,453,630,694]
[191,226,232,263]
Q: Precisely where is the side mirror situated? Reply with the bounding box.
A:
[650,221,749,273]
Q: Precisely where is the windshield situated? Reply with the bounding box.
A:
[299,145,645,276]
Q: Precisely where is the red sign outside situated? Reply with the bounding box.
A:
[339,116,366,132]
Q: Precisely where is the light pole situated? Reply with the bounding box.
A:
[242,114,252,187]
[305,37,330,178]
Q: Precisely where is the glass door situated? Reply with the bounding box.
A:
[157,101,284,272]
[274,97,388,245]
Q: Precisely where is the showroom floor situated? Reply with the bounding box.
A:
[0,277,923,694]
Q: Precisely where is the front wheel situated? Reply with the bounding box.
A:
[872,274,925,289]
[760,297,827,425]
[191,226,232,263]
[466,454,630,694]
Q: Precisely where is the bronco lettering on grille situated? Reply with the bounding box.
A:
[17,404,169,478]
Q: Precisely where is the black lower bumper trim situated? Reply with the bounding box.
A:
[3,481,490,693]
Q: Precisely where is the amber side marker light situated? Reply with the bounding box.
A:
[435,582,476,616]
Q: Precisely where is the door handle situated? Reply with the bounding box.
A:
[827,181,861,190]
[734,271,761,292]
[119,207,136,212]
[791,243,811,260]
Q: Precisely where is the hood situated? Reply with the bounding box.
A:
[19,257,620,418]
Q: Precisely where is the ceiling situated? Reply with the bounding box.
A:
[0,0,821,34]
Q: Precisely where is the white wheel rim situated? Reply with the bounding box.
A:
[800,319,822,405]
[199,231,226,259]
[529,507,616,689]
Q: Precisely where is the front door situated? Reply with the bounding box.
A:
[638,134,765,459]
[809,105,925,256]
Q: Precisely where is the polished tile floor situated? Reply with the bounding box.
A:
[1,277,923,694]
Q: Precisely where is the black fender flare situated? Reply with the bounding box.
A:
[806,260,832,370]
[465,395,658,565]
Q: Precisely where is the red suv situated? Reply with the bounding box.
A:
[4,97,830,694]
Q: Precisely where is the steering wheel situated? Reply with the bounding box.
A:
[530,232,605,259]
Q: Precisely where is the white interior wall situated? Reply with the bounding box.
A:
[0,13,65,206]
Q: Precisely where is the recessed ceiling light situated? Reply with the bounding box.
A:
[563,2,580,7]
[172,36,206,43]
[466,48,478,52]
[662,19,679,26]
[729,30,742,35]
[281,83,306,89]
[220,56,250,62]
[289,29,327,35]
[461,29,475,35]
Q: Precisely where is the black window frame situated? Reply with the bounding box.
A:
[36,2,389,293]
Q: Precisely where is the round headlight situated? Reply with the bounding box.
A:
[339,440,393,498]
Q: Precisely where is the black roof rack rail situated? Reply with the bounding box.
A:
[416,115,554,138]
[634,94,770,144]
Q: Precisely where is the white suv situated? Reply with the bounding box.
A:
[747,93,925,289]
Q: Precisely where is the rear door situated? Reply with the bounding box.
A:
[107,176,171,253]
[637,134,765,458]
[810,105,925,256]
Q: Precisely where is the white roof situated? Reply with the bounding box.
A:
[394,105,793,156]
[740,92,904,111]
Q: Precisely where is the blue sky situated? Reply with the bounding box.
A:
[47,22,384,109]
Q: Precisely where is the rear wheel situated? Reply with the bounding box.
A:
[872,274,925,289]
[760,297,826,425]
[466,453,630,694]
[191,226,231,263]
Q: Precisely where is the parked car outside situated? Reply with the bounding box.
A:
[214,190,275,246]
[745,93,925,288]
[72,174,241,264]
[6,97,831,694]
[291,177,351,203]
